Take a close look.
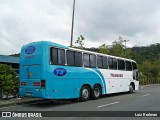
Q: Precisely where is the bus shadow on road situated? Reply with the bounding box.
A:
[24,99,80,108]
[25,92,137,108]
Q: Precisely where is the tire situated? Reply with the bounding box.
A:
[129,84,134,93]
[80,85,90,102]
[92,85,101,100]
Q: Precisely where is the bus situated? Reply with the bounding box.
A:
[19,41,139,102]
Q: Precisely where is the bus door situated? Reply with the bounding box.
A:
[133,70,139,90]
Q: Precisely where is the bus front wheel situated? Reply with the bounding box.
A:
[80,85,90,102]
[129,84,134,93]
[92,85,101,100]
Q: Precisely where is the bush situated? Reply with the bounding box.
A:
[0,64,19,98]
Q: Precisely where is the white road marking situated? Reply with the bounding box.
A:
[0,100,53,110]
[97,102,119,108]
[141,94,151,97]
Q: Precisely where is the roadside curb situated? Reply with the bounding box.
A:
[0,99,46,108]
[140,84,160,89]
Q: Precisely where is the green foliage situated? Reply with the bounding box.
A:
[109,40,125,57]
[9,53,20,57]
[0,64,19,98]
[74,35,85,48]
[98,40,125,57]
[99,44,110,54]
[129,43,160,64]
[129,44,160,81]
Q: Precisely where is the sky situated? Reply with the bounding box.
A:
[0,0,160,55]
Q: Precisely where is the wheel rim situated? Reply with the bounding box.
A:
[94,88,100,97]
[130,85,133,92]
[82,88,89,99]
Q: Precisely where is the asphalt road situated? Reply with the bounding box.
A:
[0,84,160,120]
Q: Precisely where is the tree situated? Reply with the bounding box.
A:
[98,40,125,57]
[109,40,125,57]
[99,44,110,54]
[0,64,19,99]
[139,61,152,77]
[74,35,85,48]
[9,53,20,57]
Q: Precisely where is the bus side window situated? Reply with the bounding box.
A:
[51,48,58,64]
[58,49,65,65]
[75,52,82,67]
[113,58,117,70]
[90,54,96,68]
[83,53,90,67]
[118,59,125,70]
[125,61,132,71]
[50,48,65,65]
[66,50,74,66]
[102,57,108,69]
[108,58,113,69]
[97,56,103,68]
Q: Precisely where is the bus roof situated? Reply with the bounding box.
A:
[68,47,136,63]
[23,41,136,63]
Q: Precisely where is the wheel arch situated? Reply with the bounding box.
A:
[130,82,135,90]
[81,84,92,91]
[93,83,102,91]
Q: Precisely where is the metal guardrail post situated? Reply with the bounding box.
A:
[0,80,2,99]
[0,91,2,100]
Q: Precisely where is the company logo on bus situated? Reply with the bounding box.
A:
[54,68,67,76]
[25,46,35,54]
[110,73,123,77]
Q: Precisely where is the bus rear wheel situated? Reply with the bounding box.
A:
[80,85,90,102]
[92,85,101,100]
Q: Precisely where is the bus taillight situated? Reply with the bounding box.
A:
[41,80,46,89]
[33,82,40,86]
[20,82,26,86]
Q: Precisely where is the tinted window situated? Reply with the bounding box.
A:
[113,58,117,70]
[102,57,108,69]
[67,50,74,66]
[75,52,82,67]
[51,48,58,64]
[58,49,65,65]
[118,59,125,70]
[132,62,137,70]
[97,56,103,68]
[83,53,90,67]
[126,61,132,71]
[90,54,96,67]
[50,48,65,65]
[108,58,113,69]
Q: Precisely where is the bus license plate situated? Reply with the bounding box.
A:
[27,92,32,96]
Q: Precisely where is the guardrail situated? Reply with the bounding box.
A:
[139,78,160,85]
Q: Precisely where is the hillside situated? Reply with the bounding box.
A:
[129,43,160,64]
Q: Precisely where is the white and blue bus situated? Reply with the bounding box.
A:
[19,41,139,102]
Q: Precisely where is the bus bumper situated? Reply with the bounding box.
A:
[19,87,46,98]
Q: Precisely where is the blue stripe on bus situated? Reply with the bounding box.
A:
[84,68,106,94]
